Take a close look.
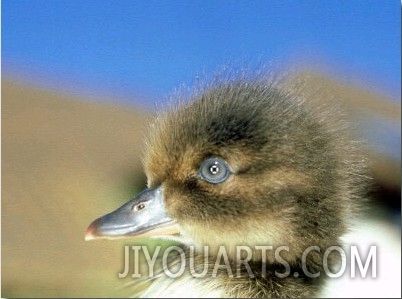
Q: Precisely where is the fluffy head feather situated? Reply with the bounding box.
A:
[144,75,367,271]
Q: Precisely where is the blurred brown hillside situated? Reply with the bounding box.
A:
[1,74,400,298]
[2,80,151,297]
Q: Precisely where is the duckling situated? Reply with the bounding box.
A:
[86,73,367,298]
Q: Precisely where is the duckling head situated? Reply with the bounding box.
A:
[86,77,366,268]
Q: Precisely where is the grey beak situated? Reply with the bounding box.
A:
[85,187,179,241]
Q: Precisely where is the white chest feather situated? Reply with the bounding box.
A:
[138,217,400,298]
[140,275,225,298]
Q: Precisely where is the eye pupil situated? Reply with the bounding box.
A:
[210,164,220,174]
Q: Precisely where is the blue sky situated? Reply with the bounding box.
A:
[2,0,400,106]
[2,1,401,160]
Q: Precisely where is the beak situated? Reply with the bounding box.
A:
[85,187,180,241]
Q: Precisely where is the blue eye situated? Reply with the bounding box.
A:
[199,157,230,183]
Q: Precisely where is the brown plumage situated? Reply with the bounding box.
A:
[86,71,367,297]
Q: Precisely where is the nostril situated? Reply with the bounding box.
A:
[132,203,145,212]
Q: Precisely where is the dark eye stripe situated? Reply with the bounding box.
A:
[199,157,230,184]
